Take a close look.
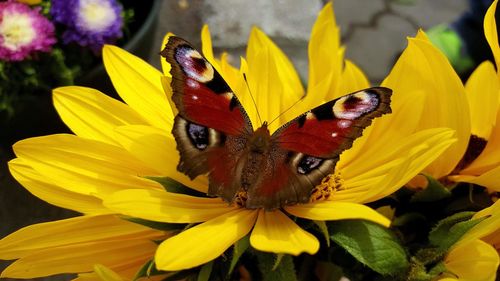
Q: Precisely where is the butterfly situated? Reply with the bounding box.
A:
[160,36,392,210]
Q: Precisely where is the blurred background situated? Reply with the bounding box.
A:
[0,0,469,279]
[150,0,467,83]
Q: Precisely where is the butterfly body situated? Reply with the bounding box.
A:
[162,36,392,210]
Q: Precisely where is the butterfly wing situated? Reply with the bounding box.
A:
[245,87,392,209]
[161,37,253,201]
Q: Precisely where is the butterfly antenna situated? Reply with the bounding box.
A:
[267,96,304,127]
[243,73,263,126]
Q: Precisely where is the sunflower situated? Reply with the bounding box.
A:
[383,0,500,192]
[0,162,166,279]
[446,0,500,191]
[103,3,454,271]
[0,2,455,278]
[438,200,500,281]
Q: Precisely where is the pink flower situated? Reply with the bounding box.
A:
[0,1,55,61]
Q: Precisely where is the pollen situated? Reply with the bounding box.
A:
[234,191,248,208]
[309,170,344,202]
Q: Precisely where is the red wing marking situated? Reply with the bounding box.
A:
[273,87,392,158]
[182,78,245,135]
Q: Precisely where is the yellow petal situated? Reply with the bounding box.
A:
[103,45,173,130]
[356,128,456,203]
[112,125,208,192]
[338,60,370,95]
[8,158,108,214]
[451,165,500,192]
[250,210,319,255]
[382,31,470,178]
[484,0,500,76]
[93,264,124,281]
[340,90,425,168]
[0,214,163,260]
[307,2,343,99]
[465,61,500,139]
[445,240,499,281]
[220,52,244,90]
[16,0,41,5]
[1,238,157,279]
[201,26,244,99]
[342,128,455,188]
[245,27,304,131]
[155,209,257,271]
[104,189,236,223]
[160,32,174,76]
[13,135,161,196]
[201,25,220,70]
[454,200,500,247]
[76,264,168,281]
[53,86,148,146]
[285,201,390,227]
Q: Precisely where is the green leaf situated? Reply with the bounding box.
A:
[314,220,330,247]
[163,270,197,281]
[123,216,186,231]
[197,261,213,281]
[428,211,485,252]
[329,220,409,275]
[228,235,250,275]
[392,212,427,227]
[133,260,164,280]
[256,252,297,281]
[410,174,451,202]
[428,261,447,277]
[407,257,432,281]
[146,176,207,197]
[272,254,285,271]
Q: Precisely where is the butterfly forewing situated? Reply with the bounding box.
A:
[161,36,252,136]
[272,87,392,158]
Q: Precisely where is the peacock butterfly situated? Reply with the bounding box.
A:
[160,36,392,210]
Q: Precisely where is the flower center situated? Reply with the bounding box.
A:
[233,171,344,208]
[0,12,36,51]
[234,191,248,208]
[309,170,343,202]
[453,134,487,173]
[78,0,117,32]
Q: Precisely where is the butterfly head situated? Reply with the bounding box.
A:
[250,122,270,153]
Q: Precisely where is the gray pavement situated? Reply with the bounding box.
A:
[149,0,467,83]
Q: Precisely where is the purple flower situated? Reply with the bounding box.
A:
[51,0,123,52]
[0,1,55,61]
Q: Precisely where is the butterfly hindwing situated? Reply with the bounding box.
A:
[245,87,392,209]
